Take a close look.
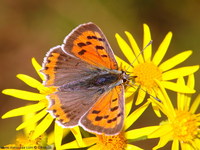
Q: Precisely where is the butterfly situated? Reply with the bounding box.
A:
[41,22,129,135]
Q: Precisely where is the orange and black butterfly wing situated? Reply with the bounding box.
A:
[80,85,124,135]
[42,46,99,87]
[61,22,118,70]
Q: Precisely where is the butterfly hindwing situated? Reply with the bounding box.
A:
[47,87,106,127]
[80,85,124,135]
[62,22,118,70]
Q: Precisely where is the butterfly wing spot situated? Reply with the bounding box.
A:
[92,110,101,114]
[95,116,103,121]
[101,55,108,58]
[78,49,87,55]
[112,98,117,102]
[42,52,60,86]
[104,115,109,119]
[110,106,119,112]
[77,42,92,47]
[95,45,104,50]
[87,35,105,42]
[87,35,96,39]
[77,42,86,47]
[48,93,71,124]
[86,41,92,45]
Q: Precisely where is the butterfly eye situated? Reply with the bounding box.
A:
[123,79,127,83]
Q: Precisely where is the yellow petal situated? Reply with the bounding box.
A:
[151,99,161,117]
[190,94,200,113]
[17,74,44,90]
[16,109,47,130]
[152,32,172,65]
[48,128,70,145]
[61,137,97,149]
[54,123,64,150]
[125,101,150,130]
[61,140,81,149]
[125,126,159,139]
[193,138,200,150]
[161,81,195,93]
[172,139,179,150]
[32,57,45,81]
[22,112,36,135]
[125,94,134,117]
[162,65,199,80]
[2,103,46,119]
[31,114,54,139]
[181,142,194,150]
[83,137,97,147]
[2,89,46,101]
[115,33,138,65]
[187,74,195,89]
[70,126,85,147]
[115,55,131,68]
[155,80,176,119]
[135,87,146,105]
[126,144,143,150]
[152,132,172,150]
[143,24,152,61]
[88,145,97,150]
[125,31,144,63]
[159,50,193,72]
[148,124,172,138]
[125,86,138,98]
[177,77,186,111]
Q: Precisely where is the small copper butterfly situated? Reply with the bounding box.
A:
[41,22,129,135]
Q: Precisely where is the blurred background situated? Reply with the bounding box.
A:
[0,0,199,149]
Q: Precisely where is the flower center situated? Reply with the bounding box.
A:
[132,62,162,89]
[172,110,199,143]
[96,132,127,150]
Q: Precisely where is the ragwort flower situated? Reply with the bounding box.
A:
[116,24,199,105]
[148,74,200,150]
[2,113,52,150]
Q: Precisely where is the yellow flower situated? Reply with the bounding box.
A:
[2,112,52,150]
[116,24,199,105]
[61,96,159,150]
[1,58,83,149]
[148,74,200,150]
[3,134,49,150]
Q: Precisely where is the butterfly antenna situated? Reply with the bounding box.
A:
[125,40,153,72]
[128,83,161,102]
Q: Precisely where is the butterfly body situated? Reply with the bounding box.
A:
[41,22,128,135]
[58,69,124,91]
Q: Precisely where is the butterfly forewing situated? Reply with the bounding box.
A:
[42,46,99,86]
[62,22,118,70]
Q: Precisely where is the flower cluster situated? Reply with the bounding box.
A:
[1,24,199,150]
